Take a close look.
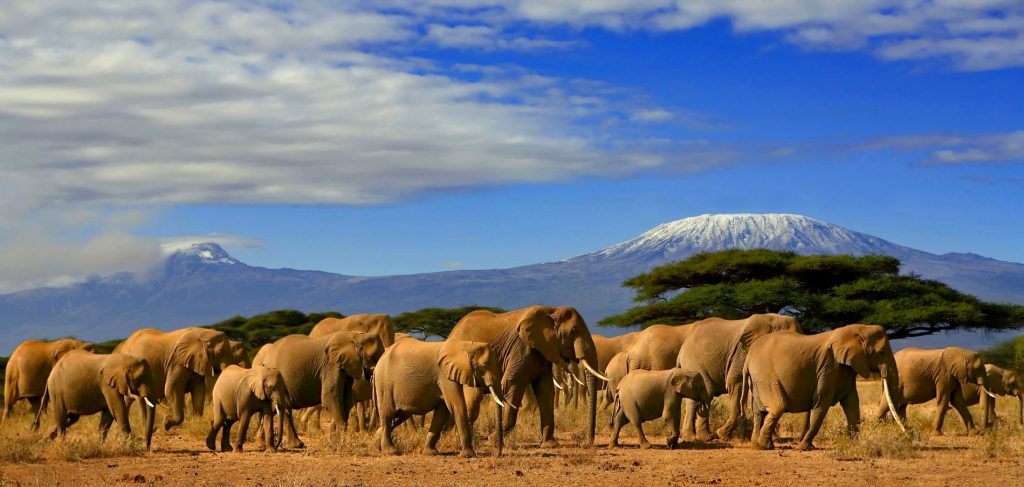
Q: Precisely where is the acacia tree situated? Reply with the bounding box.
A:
[601,249,1024,339]
[393,306,507,340]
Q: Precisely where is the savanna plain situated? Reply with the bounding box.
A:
[2,381,1022,486]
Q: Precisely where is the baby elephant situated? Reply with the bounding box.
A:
[610,368,709,449]
[207,365,289,452]
[34,350,158,450]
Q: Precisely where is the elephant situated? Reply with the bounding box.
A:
[609,368,711,449]
[3,338,95,422]
[252,330,384,448]
[747,324,902,451]
[207,365,290,452]
[983,364,1022,426]
[204,340,249,407]
[876,346,992,435]
[310,313,396,430]
[624,324,697,372]
[32,350,158,450]
[374,338,507,457]
[449,305,609,447]
[603,352,629,414]
[593,331,640,372]
[675,313,802,441]
[115,327,232,431]
[311,314,396,347]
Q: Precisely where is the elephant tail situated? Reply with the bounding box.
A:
[739,362,751,418]
[31,383,49,432]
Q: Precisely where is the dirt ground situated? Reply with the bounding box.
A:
[3,382,1024,486]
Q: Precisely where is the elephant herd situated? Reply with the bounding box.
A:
[2,307,1022,458]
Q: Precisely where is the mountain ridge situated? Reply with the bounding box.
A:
[1,213,1021,354]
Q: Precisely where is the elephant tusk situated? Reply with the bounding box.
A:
[983,386,997,399]
[882,378,907,434]
[488,386,506,408]
[572,374,585,386]
[144,397,155,409]
[552,377,565,390]
[275,405,281,416]
[580,359,610,382]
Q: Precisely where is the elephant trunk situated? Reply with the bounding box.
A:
[495,400,503,457]
[586,370,597,447]
[144,401,156,451]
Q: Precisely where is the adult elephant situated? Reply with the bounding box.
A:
[375,338,507,457]
[309,313,396,431]
[311,314,395,347]
[625,323,697,372]
[748,324,903,451]
[593,332,639,409]
[603,352,628,415]
[877,346,993,435]
[252,330,384,448]
[676,313,802,441]
[115,327,232,430]
[449,305,608,447]
[984,364,1022,426]
[3,338,95,422]
[33,350,158,450]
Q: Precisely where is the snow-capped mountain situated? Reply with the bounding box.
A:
[1,214,1021,353]
[567,214,919,265]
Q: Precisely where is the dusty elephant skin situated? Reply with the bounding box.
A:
[877,346,993,435]
[3,338,95,423]
[746,324,902,451]
[374,338,506,457]
[252,330,384,449]
[624,324,697,373]
[207,365,290,452]
[675,313,802,441]
[115,327,233,431]
[448,305,607,447]
[34,350,158,450]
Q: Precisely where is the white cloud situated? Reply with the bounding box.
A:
[862,131,1024,165]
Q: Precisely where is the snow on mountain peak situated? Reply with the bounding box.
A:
[163,242,239,265]
[566,213,913,263]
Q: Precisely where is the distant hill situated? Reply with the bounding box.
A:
[1,213,1021,353]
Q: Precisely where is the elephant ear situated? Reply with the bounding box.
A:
[101,363,132,396]
[517,312,562,365]
[172,335,214,377]
[249,370,268,401]
[439,340,477,387]
[326,334,361,379]
[832,328,872,379]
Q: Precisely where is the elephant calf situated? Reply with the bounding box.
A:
[207,365,290,452]
[610,368,709,449]
[34,350,158,450]
[984,364,1023,426]
[374,338,507,458]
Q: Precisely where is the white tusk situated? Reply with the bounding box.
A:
[144,397,155,409]
[275,405,281,416]
[552,377,564,390]
[882,378,907,434]
[488,386,506,408]
[581,359,610,382]
[984,387,997,399]
[572,374,585,386]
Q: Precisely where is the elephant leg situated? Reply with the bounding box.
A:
[424,404,452,455]
[609,404,626,448]
[207,409,224,451]
[633,416,651,449]
[533,374,558,448]
[950,393,977,434]
[189,378,207,417]
[933,392,951,435]
[750,409,765,447]
[283,409,305,449]
[717,391,742,439]
[234,411,253,452]
[441,381,474,457]
[61,413,81,437]
[681,399,698,441]
[984,395,996,428]
[695,400,716,441]
[103,389,132,435]
[839,389,861,436]
[666,402,681,449]
[28,397,43,420]
[221,420,233,452]
[262,410,276,453]
[163,371,193,431]
[98,410,114,440]
[754,409,781,450]
[799,405,830,451]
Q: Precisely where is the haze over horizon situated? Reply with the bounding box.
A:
[1,1,1022,294]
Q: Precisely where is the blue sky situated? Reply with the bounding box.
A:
[1,1,1022,290]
